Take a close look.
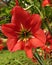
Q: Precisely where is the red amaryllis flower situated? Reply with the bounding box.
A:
[15,0,19,5]
[0,39,4,50]
[46,32,52,50]
[2,6,46,58]
[42,0,52,7]
[43,31,52,53]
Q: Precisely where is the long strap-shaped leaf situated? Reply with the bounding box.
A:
[33,50,46,65]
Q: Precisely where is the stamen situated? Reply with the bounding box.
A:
[16,23,33,42]
[21,24,24,30]
[23,38,28,42]
[17,39,21,42]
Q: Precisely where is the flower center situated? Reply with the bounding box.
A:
[17,24,32,41]
[19,29,32,41]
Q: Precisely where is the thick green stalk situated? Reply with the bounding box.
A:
[33,50,46,65]
[35,50,44,62]
[24,4,33,10]
[44,18,52,35]
[33,52,43,65]
[34,5,44,19]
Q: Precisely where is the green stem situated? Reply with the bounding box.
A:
[44,19,52,35]
[33,52,43,65]
[24,4,44,19]
[35,50,44,62]
[24,5,33,10]
[33,50,46,65]
[34,5,44,19]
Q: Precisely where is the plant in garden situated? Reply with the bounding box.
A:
[2,5,46,58]
[0,0,52,65]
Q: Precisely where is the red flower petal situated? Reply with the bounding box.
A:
[42,0,50,7]
[50,45,52,50]
[7,38,17,51]
[33,29,46,44]
[11,6,30,28]
[46,33,51,39]
[2,23,17,38]
[12,41,24,52]
[30,37,45,48]
[24,47,33,58]
[49,40,52,44]
[30,14,41,32]
[46,32,52,50]
[15,0,19,5]
[42,46,51,53]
